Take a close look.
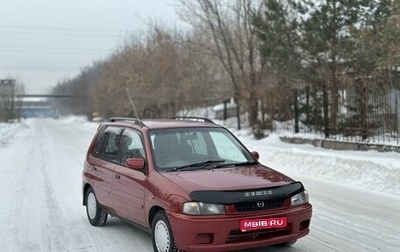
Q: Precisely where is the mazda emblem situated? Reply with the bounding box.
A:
[257,201,265,208]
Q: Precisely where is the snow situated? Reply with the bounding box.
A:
[240,133,400,198]
[0,121,24,137]
[0,117,399,252]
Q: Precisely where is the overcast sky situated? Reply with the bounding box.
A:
[0,0,181,94]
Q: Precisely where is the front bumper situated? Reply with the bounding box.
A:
[167,203,312,252]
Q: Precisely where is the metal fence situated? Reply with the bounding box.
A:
[272,69,400,146]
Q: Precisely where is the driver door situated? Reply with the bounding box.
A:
[111,128,148,227]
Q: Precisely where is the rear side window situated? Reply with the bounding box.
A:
[92,126,123,163]
[92,127,106,157]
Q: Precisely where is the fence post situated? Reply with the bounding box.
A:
[293,88,299,133]
[322,81,330,138]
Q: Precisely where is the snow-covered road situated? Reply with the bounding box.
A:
[0,118,399,252]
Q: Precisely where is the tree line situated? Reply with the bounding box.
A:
[52,0,400,137]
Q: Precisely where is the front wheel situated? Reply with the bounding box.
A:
[85,187,108,226]
[277,239,297,247]
[151,211,179,252]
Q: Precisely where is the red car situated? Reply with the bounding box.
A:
[82,117,312,252]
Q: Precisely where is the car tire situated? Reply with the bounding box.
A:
[152,211,180,252]
[85,187,108,226]
[278,239,297,246]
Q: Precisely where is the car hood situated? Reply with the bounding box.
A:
[161,164,294,193]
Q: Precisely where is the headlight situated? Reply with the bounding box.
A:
[291,190,309,206]
[183,202,225,215]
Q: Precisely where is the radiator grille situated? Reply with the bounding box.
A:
[234,198,285,212]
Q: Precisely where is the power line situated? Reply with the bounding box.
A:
[0,65,80,72]
[0,25,144,34]
[0,2,136,15]
[0,26,145,38]
[0,45,113,55]
[1,31,120,38]
[0,30,126,38]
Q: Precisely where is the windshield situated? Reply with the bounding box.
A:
[150,128,254,171]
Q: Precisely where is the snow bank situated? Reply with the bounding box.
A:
[240,133,400,198]
[59,115,88,124]
[0,122,20,136]
[0,121,25,146]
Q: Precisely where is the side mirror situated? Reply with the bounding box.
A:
[126,158,145,170]
[250,151,260,161]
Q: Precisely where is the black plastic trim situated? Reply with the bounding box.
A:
[189,182,304,204]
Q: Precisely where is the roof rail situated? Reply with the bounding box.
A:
[107,117,144,127]
[172,116,215,124]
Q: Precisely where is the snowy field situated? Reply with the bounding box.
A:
[0,117,399,252]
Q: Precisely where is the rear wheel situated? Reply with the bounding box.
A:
[85,187,108,226]
[151,211,179,252]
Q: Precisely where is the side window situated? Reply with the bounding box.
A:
[92,126,123,163]
[92,126,106,157]
[118,128,146,166]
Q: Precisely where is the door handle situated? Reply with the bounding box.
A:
[114,174,121,180]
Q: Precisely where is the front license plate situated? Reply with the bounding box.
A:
[240,217,288,232]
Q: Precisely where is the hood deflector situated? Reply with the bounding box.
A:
[189,182,304,204]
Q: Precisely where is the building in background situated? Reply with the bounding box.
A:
[1,79,57,120]
[0,79,15,122]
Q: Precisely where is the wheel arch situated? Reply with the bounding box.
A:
[82,183,92,206]
[148,206,165,227]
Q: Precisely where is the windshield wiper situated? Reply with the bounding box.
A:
[235,161,258,166]
[213,161,257,168]
[172,159,226,171]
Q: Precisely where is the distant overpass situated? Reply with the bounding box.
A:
[16,94,74,98]
[15,94,76,118]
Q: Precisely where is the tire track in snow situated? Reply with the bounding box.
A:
[38,119,96,252]
[0,123,46,251]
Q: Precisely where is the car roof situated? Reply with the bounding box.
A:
[102,117,222,130]
[142,119,221,129]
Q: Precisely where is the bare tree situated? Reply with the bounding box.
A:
[90,25,226,119]
[177,0,266,127]
[53,22,230,120]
